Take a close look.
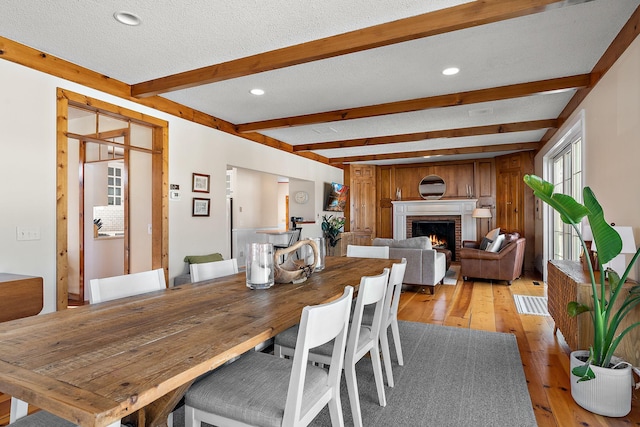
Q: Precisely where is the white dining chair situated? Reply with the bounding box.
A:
[183,286,354,427]
[189,258,238,282]
[346,244,389,259]
[274,268,390,427]
[89,268,166,304]
[362,258,407,387]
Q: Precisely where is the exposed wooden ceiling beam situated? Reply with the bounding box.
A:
[0,36,331,166]
[236,75,590,133]
[131,0,589,98]
[329,142,541,164]
[293,119,558,152]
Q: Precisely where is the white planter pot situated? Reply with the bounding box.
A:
[570,350,633,417]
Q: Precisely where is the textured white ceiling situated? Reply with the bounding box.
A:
[1,0,639,165]
[1,0,471,82]
[263,92,576,144]
[164,1,627,123]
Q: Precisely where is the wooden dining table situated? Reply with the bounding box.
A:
[0,256,397,427]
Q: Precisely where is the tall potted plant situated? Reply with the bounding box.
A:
[322,215,345,256]
[524,175,640,416]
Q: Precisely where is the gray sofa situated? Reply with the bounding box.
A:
[372,236,447,294]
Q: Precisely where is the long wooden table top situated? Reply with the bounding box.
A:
[0,256,396,427]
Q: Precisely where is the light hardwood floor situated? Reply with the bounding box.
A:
[397,268,640,427]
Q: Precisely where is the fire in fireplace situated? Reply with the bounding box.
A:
[412,220,456,260]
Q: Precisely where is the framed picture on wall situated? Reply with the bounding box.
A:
[192,173,210,193]
[324,182,349,212]
[192,198,210,217]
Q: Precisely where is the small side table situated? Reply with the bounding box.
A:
[0,273,43,322]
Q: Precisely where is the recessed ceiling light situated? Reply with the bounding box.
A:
[442,67,460,76]
[468,107,494,117]
[114,11,141,26]
[311,126,338,134]
[250,88,265,96]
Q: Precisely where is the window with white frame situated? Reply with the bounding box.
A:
[548,118,584,262]
[107,164,123,206]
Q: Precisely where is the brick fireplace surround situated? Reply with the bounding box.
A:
[392,199,478,259]
[406,215,461,260]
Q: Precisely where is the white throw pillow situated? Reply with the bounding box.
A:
[486,234,505,252]
[485,227,501,242]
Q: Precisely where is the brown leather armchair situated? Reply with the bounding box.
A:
[459,232,525,285]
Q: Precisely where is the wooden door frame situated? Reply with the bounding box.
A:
[56,88,169,310]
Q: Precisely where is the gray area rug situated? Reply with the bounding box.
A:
[172,321,536,426]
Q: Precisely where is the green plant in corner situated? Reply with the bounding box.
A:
[524,174,640,381]
[322,214,345,248]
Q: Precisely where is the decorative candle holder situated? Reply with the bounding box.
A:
[246,243,274,289]
[301,237,325,271]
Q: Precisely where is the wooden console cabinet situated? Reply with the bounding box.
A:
[0,273,43,323]
[547,260,640,366]
[0,273,43,426]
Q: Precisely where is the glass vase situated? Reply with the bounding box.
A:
[246,243,274,289]
[301,237,325,271]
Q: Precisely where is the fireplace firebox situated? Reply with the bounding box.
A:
[412,220,456,260]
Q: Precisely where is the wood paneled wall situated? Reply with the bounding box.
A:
[346,155,536,270]
[376,159,496,239]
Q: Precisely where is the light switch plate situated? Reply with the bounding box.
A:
[16,226,41,241]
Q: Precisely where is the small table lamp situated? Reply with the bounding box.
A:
[588,225,636,275]
[472,207,492,233]
[580,224,598,271]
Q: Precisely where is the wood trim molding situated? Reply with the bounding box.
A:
[294,119,558,152]
[57,88,170,307]
[329,142,541,164]
[56,89,69,310]
[0,36,331,166]
[236,76,589,133]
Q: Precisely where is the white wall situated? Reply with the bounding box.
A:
[84,163,125,287]
[289,179,316,224]
[0,58,343,312]
[535,35,640,280]
[232,168,279,229]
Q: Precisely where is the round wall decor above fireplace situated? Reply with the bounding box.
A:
[418,175,446,200]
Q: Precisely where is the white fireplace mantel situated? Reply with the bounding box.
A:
[392,199,478,241]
